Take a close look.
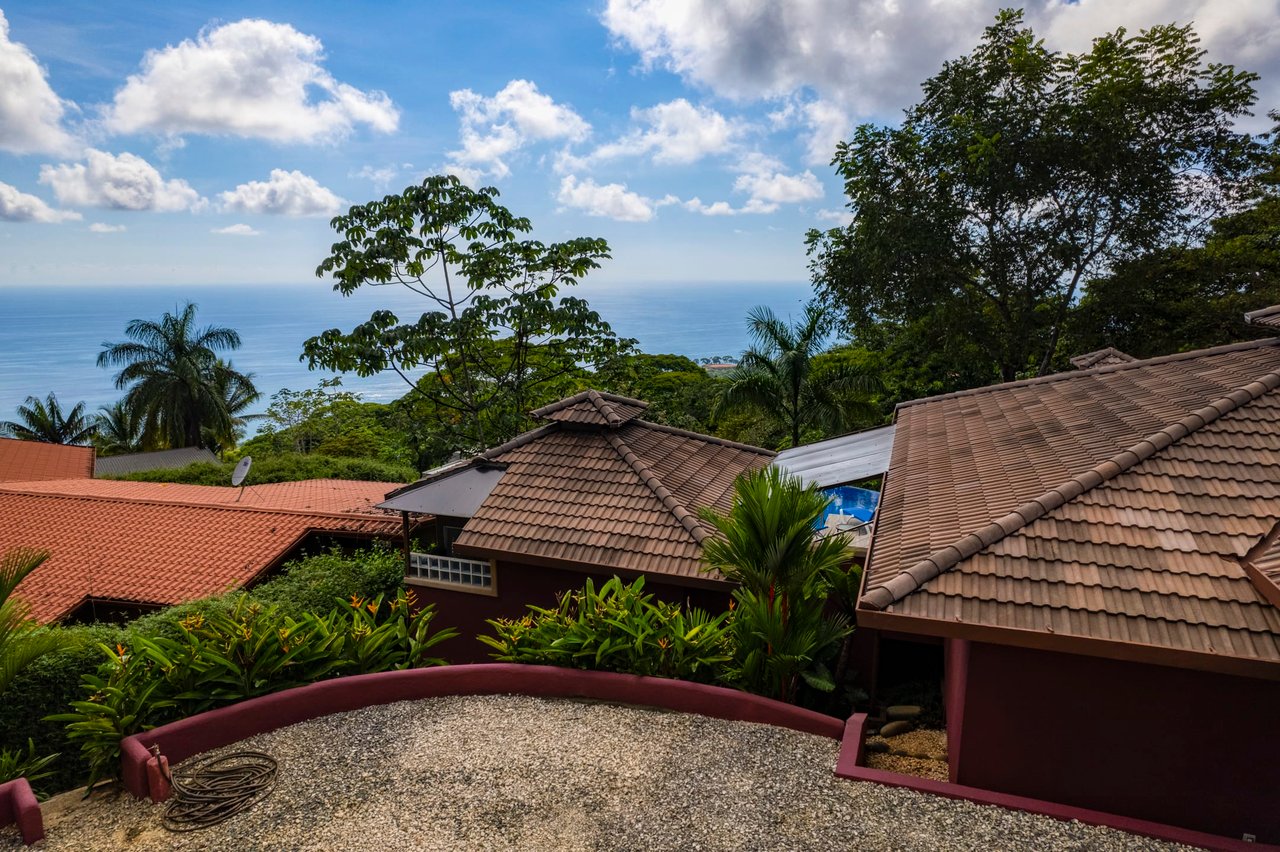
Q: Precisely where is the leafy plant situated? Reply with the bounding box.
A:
[1,548,66,695]
[481,576,731,683]
[0,739,60,796]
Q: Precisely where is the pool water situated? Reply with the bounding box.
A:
[818,485,880,528]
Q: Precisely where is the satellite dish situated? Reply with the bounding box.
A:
[232,456,253,487]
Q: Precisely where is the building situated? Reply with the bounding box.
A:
[93,446,220,477]
[0,437,93,482]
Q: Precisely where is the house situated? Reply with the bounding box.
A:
[377,390,774,657]
[856,331,1280,842]
[93,446,220,477]
[0,436,93,482]
[2,477,409,622]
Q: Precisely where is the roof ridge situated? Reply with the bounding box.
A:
[480,422,559,460]
[895,336,1280,410]
[602,430,708,545]
[1239,519,1280,610]
[0,487,394,523]
[529,389,649,422]
[632,420,777,457]
[861,369,1280,612]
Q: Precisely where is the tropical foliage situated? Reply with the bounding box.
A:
[717,301,881,448]
[108,453,416,486]
[481,576,731,683]
[92,400,145,456]
[1,393,96,445]
[97,302,259,450]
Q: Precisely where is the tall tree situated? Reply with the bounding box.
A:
[303,175,632,454]
[97,302,257,450]
[809,10,1265,382]
[716,301,880,448]
[1,393,96,445]
[93,400,145,456]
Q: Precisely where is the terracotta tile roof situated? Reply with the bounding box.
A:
[530,389,648,427]
[1245,304,1280,329]
[0,437,93,482]
[451,392,773,581]
[1069,347,1136,370]
[860,337,1280,674]
[0,478,395,515]
[2,479,402,622]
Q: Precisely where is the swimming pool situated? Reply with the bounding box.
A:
[818,485,880,528]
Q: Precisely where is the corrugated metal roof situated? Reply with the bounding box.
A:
[377,464,507,516]
[772,425,895,487]
[93,446,219,476]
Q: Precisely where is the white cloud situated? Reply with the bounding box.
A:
[800,99,851,166]
[0,10,77,155]
[219,169,342,216]
[0,181,80,223]
[88,222,125,233]
[39,149,205,212]
[815,207,853,226]
[582,99,740,166]
[734,154,823,206]
[602,1,1280,127]
[448,79,590,179]
[212,223,261,236]
[351,163,411,191]
[104,19,399,143]
[556,175,658,222]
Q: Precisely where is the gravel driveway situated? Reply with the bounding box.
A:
[2,694,1198,851]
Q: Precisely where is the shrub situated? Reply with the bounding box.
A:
[52,590,455,788]
[108,452,416,485]
[0,740,59,797]
[480,576,731,683]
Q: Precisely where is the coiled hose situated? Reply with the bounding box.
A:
[162,751,277,832]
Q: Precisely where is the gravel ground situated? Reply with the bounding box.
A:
[866,729,949,781]
[1,695,1201,852]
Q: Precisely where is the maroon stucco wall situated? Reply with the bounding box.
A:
[954,641,1280,843]
[409,560,730,662]
[0,778,42,845]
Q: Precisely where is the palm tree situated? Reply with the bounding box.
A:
[1,548,62,695]
[97,303,257,450]
[0,393,96,445]
[201,360,263,453]
[716,301,880,448]
[93,400,146,456]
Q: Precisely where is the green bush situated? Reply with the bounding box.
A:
[108,452,416,485]
[0,740,60,797]
[52,590,455,788]
[480,576,731,683]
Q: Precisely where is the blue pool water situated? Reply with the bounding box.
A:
[818,485,880,528]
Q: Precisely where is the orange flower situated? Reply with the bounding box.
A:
[115,643,127,658]
[349,594,363,609]
[366,602,378,614]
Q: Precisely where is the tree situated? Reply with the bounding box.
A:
[97,303,257,450]
[93,400,145,456]
[303,175,633,454]
[716,301,880,448]
[0,548,62,695]
[202,360,263,454]
[809,10,1265,382]
[1,393,96,445]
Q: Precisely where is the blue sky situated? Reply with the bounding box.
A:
[0,0,1275,288]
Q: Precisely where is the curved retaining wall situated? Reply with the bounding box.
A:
[121,663,844,800]
[0,778,42,845]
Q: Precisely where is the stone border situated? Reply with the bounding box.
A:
[120,663,844,800]
[836,713,1276,852]
[0,778,43,846]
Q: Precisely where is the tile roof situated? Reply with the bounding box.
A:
[0,437,94,482]
[860,337,1280,675]
[1,479,402,622]
[450,392,773,581]
[530,389,648,427]
[93,446,220,476]
[1245,304,1280,329]
[1068,347,1136,370]
[0,477,396,515]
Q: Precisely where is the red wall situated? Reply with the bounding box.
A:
[409,560,730,662]
[951,641,1280,843]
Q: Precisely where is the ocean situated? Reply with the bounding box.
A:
[0,280,813,421]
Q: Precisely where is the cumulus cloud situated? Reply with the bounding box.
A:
[734,153,823,207]
[0,181,80,222]
[448,79,590,179]
[351,163,412,191]
[556,175,664,222]
[212,223,261,236]
[0,10,77,155]
[602,1,1280,125]
[39,149,205,212]
[578,99,740,167]
[104,19,399,143]
[219,169,342,216]
[815,207,854,226]
[88,222,125,233]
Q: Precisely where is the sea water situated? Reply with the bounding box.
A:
[0,280,812,421]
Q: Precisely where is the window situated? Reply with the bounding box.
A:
[407,552,496,595]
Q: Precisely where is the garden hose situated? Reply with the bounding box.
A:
[161,751,277,832]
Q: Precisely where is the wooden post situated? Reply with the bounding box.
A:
[401,511,412,577]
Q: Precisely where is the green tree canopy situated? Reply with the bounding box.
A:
[809,9,1266,382]
[93,400,145,456]
[97,303,257,450]
[1,393,96,445]
[303,175,633,454]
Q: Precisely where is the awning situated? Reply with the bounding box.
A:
[772,424,895,488]
[376,463,507,517]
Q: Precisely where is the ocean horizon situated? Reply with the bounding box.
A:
[0,280,814,425]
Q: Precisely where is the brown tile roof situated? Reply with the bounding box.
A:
[860,337,1280,676]
[1245,305,1280,329]
[451,392,773,582]
[1068,347,1136,369]
[1,479,402,622]
[1243,523,1280,611]
[0,437,93,482]
[530,389,649,427]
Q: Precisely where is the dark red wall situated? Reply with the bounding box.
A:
[952,641,1280,843]
[410,561,730,662]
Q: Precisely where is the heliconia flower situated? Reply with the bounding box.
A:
[115,643,127,658]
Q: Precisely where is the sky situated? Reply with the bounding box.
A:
[0,0,1276,288]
